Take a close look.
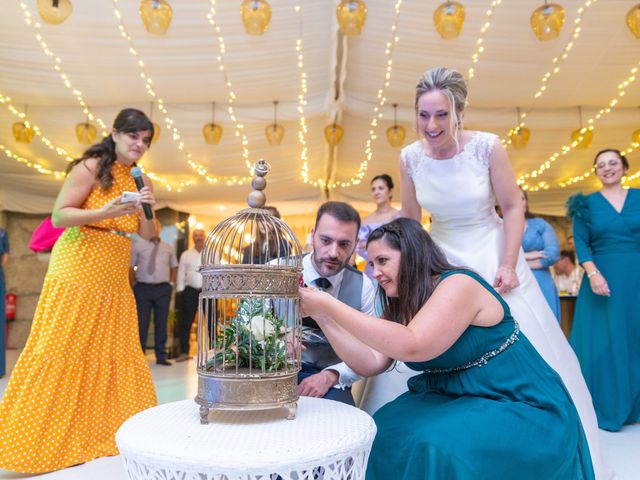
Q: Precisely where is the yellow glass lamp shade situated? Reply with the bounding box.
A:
[509,127,531,149]
[265,124,285,145]
[531,2,565,41]
[386,125,406,147]
[433,1,465,40]
[203,123,223,145]
[627,4,640,39]
[240,0,272,36]
[336,0,367,36]
[151,122,161,144]
[140,0,173,35]
[75,122,97,145]
[37,0,72,25]
[632,128,640,144]
[12,122,35,144]
[571,128,593,149]
[324,124,344,146]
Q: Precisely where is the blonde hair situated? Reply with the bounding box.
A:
[415,67,468,150]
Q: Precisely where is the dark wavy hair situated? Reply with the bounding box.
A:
[593,149,629,170]
[371,174,394,190]
[519,187,535,219]
[315,201,361,232]
[367,217,462,326]
[66,108,154,191]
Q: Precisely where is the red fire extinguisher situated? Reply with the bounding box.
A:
[5,291,16,321]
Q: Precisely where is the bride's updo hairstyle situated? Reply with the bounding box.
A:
[415,67,468,148]
[367,217,461,326]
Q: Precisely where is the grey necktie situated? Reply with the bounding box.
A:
[147,239,160,275]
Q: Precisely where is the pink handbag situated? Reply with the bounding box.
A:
[28,217,64,253]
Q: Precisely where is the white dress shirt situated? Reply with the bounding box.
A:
[552,266,583,295]
[302,254,378,389]
[177,248,203,292]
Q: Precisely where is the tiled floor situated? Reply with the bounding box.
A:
[0,349,638,479]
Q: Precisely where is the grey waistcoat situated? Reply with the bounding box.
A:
[302,265,363,371]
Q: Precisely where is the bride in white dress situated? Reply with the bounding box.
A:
[359,67,611,479]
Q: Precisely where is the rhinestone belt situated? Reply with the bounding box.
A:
[422,320,520,374]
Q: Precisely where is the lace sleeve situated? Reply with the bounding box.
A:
[472,131,499,168]
[400,141,422,180]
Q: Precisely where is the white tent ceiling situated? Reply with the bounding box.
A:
[1,0,639,217]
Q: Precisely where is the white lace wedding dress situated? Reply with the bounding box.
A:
[360,131,611,479]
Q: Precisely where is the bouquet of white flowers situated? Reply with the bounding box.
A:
[208,298,288,372]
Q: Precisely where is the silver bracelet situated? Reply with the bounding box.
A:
[587,270,599,278]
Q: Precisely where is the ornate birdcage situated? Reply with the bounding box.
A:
[196,160,303,423]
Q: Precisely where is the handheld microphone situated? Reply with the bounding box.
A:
[130,167,154,220]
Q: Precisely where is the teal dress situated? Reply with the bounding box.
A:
[367,270,594,480]
[567,189,640,432]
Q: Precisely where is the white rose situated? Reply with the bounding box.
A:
[250,315,275,341]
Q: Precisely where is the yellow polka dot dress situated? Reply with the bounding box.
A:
[0,162,157,473]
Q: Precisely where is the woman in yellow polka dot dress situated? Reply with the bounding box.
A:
[0,108,158,473]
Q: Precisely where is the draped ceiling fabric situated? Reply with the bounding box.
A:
[0,0,638,217]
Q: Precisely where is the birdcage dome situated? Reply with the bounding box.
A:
[202,207,302,269]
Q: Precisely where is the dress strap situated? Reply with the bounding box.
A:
[437,269,512,318]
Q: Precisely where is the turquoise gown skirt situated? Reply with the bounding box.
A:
[570,250,640,431]
[366,270,594,480]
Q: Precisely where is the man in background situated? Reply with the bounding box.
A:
[175,228,205,362]
[552,249,583,295]
[130,219,178,365]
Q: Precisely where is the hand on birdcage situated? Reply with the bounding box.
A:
[299,285,331,320]
[286,331,306,356]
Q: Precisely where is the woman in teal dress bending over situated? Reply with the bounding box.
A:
[300,218,593,479]
[567,149,640,432]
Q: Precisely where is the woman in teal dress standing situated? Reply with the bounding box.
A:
[520,188,561,320]
[300,218,594,479]
[567,149,640,432]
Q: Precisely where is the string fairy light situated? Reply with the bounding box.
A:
[294,3,312,187]
[17,2,184,191]
[552,139,640,190]
[0,143,66,179]
[207,0,253,175]
[624,168,640,186]
[111,0,250,188]
[1,91,182,191]
[304,0,404,189]
[19,2,109,138]
[518,59,640,188]
[467,0,503,80]
[0,93,74,162]
[503,0,599,147]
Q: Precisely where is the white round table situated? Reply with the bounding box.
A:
[116,397,377,480]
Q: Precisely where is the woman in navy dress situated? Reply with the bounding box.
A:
[567,149,640,431]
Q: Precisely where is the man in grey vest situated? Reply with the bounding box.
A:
[299,201,377,405]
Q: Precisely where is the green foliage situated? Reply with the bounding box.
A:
[207,298,288,373]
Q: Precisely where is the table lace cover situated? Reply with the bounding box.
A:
[116,397,377,480]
